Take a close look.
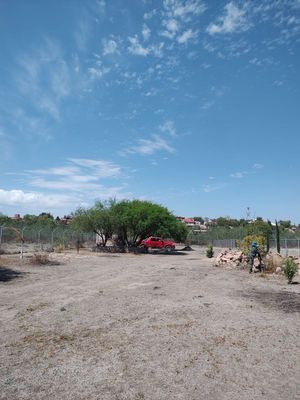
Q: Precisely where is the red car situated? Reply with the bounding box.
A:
[139,236,176,251]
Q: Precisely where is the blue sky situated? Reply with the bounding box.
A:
[0,0,300,221]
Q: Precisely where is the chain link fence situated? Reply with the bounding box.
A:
[1,225,300,257]
[0,225,96,254]
[186,231,300,256]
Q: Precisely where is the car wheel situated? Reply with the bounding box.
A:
[165,245,172,252]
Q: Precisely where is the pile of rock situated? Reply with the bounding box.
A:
[215,249,300,275]
[215,249,245,268]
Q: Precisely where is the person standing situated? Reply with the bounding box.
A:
[248,241,262,273]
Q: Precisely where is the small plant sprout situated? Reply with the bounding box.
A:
[206,245,214,258]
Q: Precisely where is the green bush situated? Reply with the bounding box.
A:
[282,258,298,284]
[206,245,214,258]
[53,244,65,253]
[236,235,265,255]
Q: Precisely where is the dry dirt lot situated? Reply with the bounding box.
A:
[0,248,299,400]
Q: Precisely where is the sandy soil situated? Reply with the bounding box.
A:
[0,248,299,400]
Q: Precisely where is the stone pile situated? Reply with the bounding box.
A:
[215,249,245,268]
[215,249,300,275]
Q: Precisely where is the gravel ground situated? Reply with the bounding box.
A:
[0,248,299,400]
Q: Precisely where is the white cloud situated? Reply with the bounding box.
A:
[128,36,150,56]
[144,9,157,20]
[88,66,110,80]
[230,163,264,179]
[142,24,151,41]
[1,158,127,213]
[25,158,121,193]
[15,38,74,122]
[161,18,180,39]
[177,29,198,43]
[230,171,248,178]
[102,39,119,55]
[74,18,91,51]
[252,163,264,169]
[207,2,250,35]
[68,158,121,177]
[0,188,77,208]
[150,42,165,57]
[123,135,175,155]
[27,166,80,176]
[28,178,102,192]
[159,120,177,136]
[165,18,179,32]
[12,108,51,140]
[203,183,227,192]
[163,0,206,21]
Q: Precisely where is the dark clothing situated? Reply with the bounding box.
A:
[248,247,262,272]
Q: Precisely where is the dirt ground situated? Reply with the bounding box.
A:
[0,248,299,400]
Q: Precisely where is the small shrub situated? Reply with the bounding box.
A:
[206,245,214,258]
[53,244,65,253]
[282,258,298,284]
[31,253,50,265]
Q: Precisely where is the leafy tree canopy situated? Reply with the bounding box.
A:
[72,199,187,246]
[111,200,187,245]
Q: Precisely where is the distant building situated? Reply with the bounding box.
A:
[176,216,208,231]
[11,213,22,220]
[59,215,73,224]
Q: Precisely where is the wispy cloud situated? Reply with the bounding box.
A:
[0,127,13,160]
[122,135,175,155]
[15,38,73,122]
[68,158,121,177]
[177,28,198,44]
[88,65,110,80]
[203,182,227,193]
[2,158,128,211]
[159,120,177,136]
[74,1,106,50]
[207,2,250,35]
[142,24,151,41]
[25,158,121,193]
[128,36,150,56]
[102,38,119,55]
[163,0,206,21]
[230,163,264,178]
[230,171,248,179]
[161,18,180,39]
[252,163,263,169]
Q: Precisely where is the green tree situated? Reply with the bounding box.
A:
[0,213,10,225]
[275,220,281,253]
[72,200,114,246]
[247,220,272,241]
[279,220,291,229]
[111,200,187,246]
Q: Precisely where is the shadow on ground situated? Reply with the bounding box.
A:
[242,290,300,313]
[0,267,25,282]
[150,251,187,256]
